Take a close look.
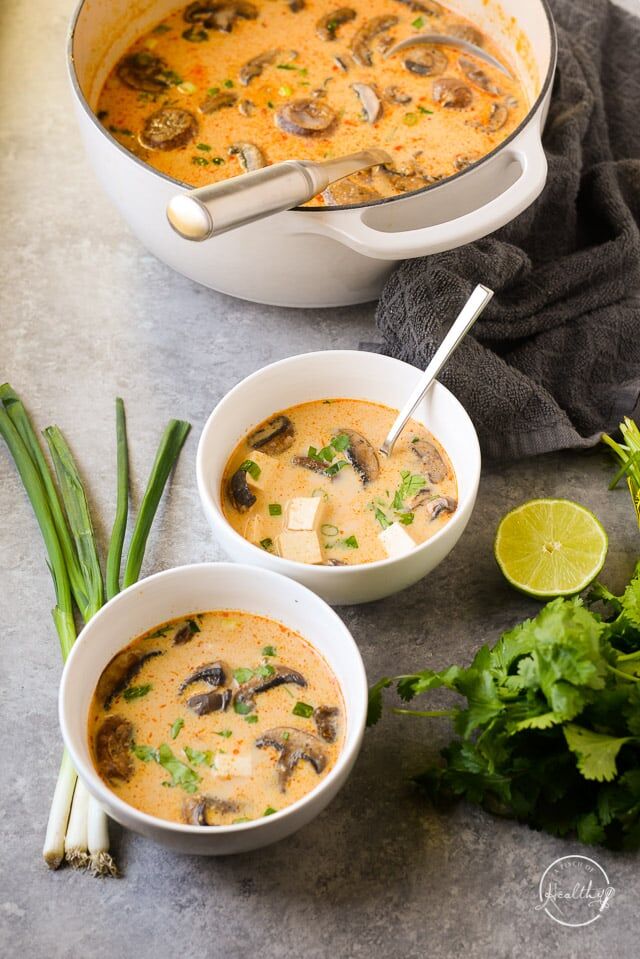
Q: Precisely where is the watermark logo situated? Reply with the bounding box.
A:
[536,855,615,927]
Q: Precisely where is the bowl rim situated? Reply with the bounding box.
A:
[196,349,481,576]
[66,0,558,213]
[59,561,368,835]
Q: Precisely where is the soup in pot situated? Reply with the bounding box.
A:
[88,610,344,825]
[221,398,457,565]
[95,0,528,203]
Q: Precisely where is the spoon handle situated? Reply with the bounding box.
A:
[379,283,493,458]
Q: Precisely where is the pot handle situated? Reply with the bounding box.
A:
[307,119,547,261]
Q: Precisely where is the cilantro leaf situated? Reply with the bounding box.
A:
[563,725,634,782]
[157,743,201,792]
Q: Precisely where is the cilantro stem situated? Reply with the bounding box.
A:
[391,707,457,718]
[606,663,640,682]
[106,398,129,600]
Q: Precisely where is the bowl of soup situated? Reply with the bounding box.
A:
[59,563,367,855]
[197,350,480,604]
[67,0,557,305]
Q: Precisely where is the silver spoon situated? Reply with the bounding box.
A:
[379,284,494,458]
[167,148,390,241]
[384,33,513,78]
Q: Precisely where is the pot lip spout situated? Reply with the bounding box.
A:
[66,0,558,214]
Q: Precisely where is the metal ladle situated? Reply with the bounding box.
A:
[379,284,494,458]
[384,33,513,78]
[167,148,390,241]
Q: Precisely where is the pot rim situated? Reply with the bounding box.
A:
[66,0,558,214]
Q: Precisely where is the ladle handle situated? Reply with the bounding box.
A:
[380,284,494,457]
[166,149,390,241]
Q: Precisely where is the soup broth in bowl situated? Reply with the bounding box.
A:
[221,398,457,566]
[89,609,344,826]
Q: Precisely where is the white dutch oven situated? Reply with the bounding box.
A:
[67,0,557,307]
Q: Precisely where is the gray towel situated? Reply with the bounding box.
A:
[373,0,640,461]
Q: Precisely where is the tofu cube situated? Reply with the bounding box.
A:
[379,522,417,559]
[285,496,324,532]
[276,529,323,564]
[212,752,252,778]
[244,450,276,492]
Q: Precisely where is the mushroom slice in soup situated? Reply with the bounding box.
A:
[313,705,340,743]
[316,7,357,42]
[351,83,382,123]
[481,101,509,132]
[139,108,197,150]
[247,415,294,453]
[256,727,328,789]
[239,49,280,86]
[183,795,239,825]
[411,437,448,482]
[234,665,307,713]
[199,91,237,114]
[458,57,501,95]
[96,648,162,709]
[187,688,232,715]
[229,142,266,172]
[403,46,447,77]
[322,177,382,205]
[338,428,380,484]
[432,77,473,109]
[445,22,484,46]
[95,715,134,784]
[393,0,442,13]
[291,454,333,475]
[116,52,172,93]
[179,661,227,693]
[229,467,257,512]
[426,495,457,520]
[384,85,412,104]
[351,16,398,68]
[276,99,337,137]
[183,1,258,33]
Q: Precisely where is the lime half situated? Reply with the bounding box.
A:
[494,498,608,598]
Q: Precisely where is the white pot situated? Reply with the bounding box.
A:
[59,563,368,855]
[196,350,481,605]
[68,0,557,307]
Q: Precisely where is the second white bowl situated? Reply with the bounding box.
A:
[197,350,481,605]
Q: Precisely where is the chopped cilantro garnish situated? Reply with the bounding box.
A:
[123,683,152,701]
[260,537,274,552]
[234,700,254,716]
[245,714,259,724]
[233,667,254,684]
[183,745,215,767]
[215,729,233,738]
[170,717,184,740]
[262,645,277,657]
[373,506,391,530]
[344,535,359,549]
[158,743,201,792]
[224,78,234,88]
[263,806,277,816]
[412,16,425,28]
[132,743,158,762]
[418,106,434,115]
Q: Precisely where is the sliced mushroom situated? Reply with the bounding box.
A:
[116,52,171,93]
[173,622,195,645]
[179,661,226,693]
[411,438,448,482]
[187,688,232,715]
[393,0,442,12]
[351,16,398,67]
[323,178,382,205]
[403,46,447,77]
[382,165,430,192]
[445,22,484,46]
[256,726,327,789]
[323,558,346,566]
[183,795,239,826]
[96,649,163,709]
[238,99,255,117]
[247,414,294,452]
[482,101,509,132]
[229,467,257,512]
[432,77,473,109]
[199,91,237,114]
[454,151,480,171]
[291,454,332,475]
[95,715,134,784]
[239,49,279,86]
[384,85,412,104]
[334,55,350,72]
[228,142,266,172]
[183,0,258,33]
[288,0,305,10]
[139,108,197,151]
[313,705,340,743]
[425,495,457,520]
[337,428,379,484]
[458,56,501,95]
[234,665,307,712]
[352,83,382,123]
[316,7,357,42]
[276,99,337,137]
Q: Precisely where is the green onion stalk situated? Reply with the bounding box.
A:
[602,416,640,527]
[0,387,190,875]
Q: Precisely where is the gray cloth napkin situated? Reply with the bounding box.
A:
[372,0,640,461]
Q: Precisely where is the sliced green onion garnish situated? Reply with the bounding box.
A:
[321,523,339,537]
[240,459,261,480]
[269,503,282,516]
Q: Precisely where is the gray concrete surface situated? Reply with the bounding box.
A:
[0,1,638,957]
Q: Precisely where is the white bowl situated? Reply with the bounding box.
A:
[59,563,367,856]
[197,350,481,605]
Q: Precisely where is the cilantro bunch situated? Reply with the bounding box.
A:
[369,568,640,850]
